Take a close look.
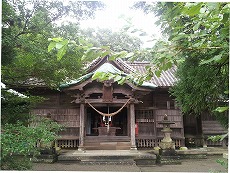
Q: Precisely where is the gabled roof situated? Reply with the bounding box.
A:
[12,56,177,89]
[85,57,177,87]
[60,61,157,89]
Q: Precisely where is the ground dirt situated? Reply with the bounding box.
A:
[32,155,227,172]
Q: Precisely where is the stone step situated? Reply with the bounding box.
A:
[58,150,156,162]
[84,141,130,145]
[84,146,131,150]
[134,159,156,166]
[79,159,136,165]
[84,145,117,150]
[84,141,131,150]
[58,152,156,165]
[85,136,130,142]
[116,146,131,150]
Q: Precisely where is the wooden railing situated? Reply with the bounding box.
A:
[136,138,184,148]
[57,138,184,149]
[57,139,79,148]
[136,139,160,148]
[57,136,79,148]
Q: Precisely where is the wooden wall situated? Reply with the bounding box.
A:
[138,93,153,107]
[33,89,76,109]
[31,108,80,136]
[135,88,185,147]
[31,89,80,137]
[135,108,185,148]
[29,86,186,148]
[152,90,175,109]
[135,109,184,138]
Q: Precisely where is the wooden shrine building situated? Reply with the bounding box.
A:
[21,56,227,150]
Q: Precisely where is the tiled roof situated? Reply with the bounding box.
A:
[85,57,103,70]
[115,58,136,74]
[60,62,157,89]
[86,57,177,87]
[122,61,177,87]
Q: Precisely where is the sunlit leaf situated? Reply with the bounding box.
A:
[118,77,126,85]
[56,42,63,49]
[193,22,200,31]
[114,75,122,82]
[48,42,56,52]
[186,3,203,16]
[200,54,222,65]
[101,50,111,58]
[125,52,134,58]
[92,72,102,80]
[57,45,67,61]
[155,70,162,77]
[52,37,63,42]
[224,90,229,94]
[214,106,228,113]
[200,7,206,13]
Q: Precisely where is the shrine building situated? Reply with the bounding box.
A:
[18,56,227,150]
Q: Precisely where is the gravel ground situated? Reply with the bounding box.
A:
[32,155,227,172]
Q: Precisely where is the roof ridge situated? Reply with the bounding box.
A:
[127,61,150,65]
[116,58,136,73]
[85,57,103,71]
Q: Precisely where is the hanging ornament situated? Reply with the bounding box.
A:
[107,105,110,133]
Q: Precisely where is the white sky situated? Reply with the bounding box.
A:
[79,1,162,48]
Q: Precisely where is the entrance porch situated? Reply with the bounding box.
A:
[86,106,128,136]
[78,102,137,151]
[84,136,131,150]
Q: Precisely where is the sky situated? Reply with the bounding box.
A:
[79,1,162,48]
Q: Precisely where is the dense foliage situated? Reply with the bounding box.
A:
[80,28,143,53]
[1,89,64,170]
[1,0,104,170]
[134,2,229,127]
[2,0,104,87]
[1,115,63,170]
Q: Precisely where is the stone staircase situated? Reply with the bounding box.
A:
[84,136,131,150]
[58,150,156,165]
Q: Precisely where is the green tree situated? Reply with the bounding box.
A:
[2,0,104,87]
[80,28,143,53]
[1,88,63,170]
[2,0,104,65]
[1,0,104,170]
[133,2,229,127]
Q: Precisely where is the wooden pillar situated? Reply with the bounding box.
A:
[78,103,85,151]
[127,106,130,137]
[130,103,137,150]
[167,101,170,109]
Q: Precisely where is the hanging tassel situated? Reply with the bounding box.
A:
[107,121,109,134]
[107,105,110,134]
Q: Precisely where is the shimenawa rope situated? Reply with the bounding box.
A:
[85,98,131,117]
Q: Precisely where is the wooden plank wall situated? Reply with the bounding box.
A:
[31,108,80,137]
[135,109,185,147]
[155,109,184,139]
[183,115,197,135]
[136,109,155,136]
[139,93,153,107]
[34,91,76,109]
[153,92,175,109]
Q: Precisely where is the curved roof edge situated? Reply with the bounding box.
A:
[59,62,157,89]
